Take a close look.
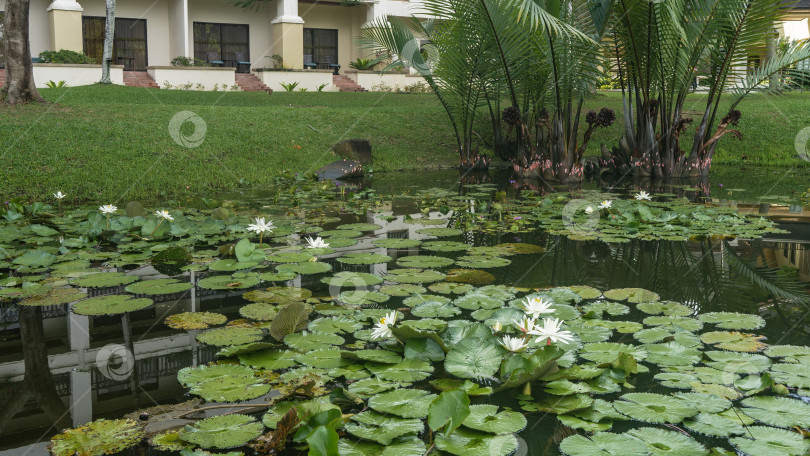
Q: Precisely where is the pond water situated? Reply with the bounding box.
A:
[1,166,809,455]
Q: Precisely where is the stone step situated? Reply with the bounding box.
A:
[235,73,272,93]
[333,75,367,92]
[123,71,159,88]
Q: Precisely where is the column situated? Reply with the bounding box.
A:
[271,0,304,69]
[47,0,84,52]
[69,369,93,426]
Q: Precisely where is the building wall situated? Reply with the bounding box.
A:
[80,0,173,66]
[187,0,275,68]
[300,2,367,70]
[0,0,52,58]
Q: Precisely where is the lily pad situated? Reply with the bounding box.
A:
[626,427,708,456]
[125,278,192,295]
[729,425,810,456]
[322,271,384,287]
[417,227,463,237]
[238,303,278,321]
[740,396,810,428]
[49,419,145,456]
[20,287,86,307]
[178,414,263,449]
[461,404,526,434]
[385,268,446,284]
[276,261,332,275]
[72,295,153,316]
[366,359,433,383]
[603,288,660,303]
[71,272,138,288]
[559,433,648,456]
[698,312,766,330]
[372,238,422,248]
[434,428,517,456]
[613,393,698,423]
[700,331,767,352]
[189,375,271,402]
[243,286,311,303]
[337,253,393,265]
[345,411,424,445]
[368,388,436,418]
[445,338,504,379]
[196,327,264,346]
[396,255,454,268]
[165,312,227,330]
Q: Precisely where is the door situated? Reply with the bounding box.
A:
[83,18,148,71]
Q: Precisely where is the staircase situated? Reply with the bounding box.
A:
[235,73,272,93]
[0,69,5,88]
[333,75,367,92]
[123,71,159,89]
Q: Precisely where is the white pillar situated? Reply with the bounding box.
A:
[47,0,84,53]
[69,369,93,426]
[68,302,90,352]
[272,0,304,25]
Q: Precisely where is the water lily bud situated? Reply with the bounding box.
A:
[772,384,790,396]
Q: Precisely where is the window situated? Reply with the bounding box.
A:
[82,18,148,70]
[193,23,249,68]
[304,28,338,67]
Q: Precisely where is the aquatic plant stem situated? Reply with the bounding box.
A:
[149,219,165,236]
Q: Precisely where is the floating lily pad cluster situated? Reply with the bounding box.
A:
[46,283,810,455]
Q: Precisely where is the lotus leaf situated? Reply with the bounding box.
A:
[20,287,86,307]
[262,397,338,428]
[243,286,311,303]
[13,250,57,268]
[337,223,381,232]
[396,255,454,268]
[729,425,810,456]
[347,377,401,397]
[257,271,297,282]
[322,271,384,287]
[412,301,461,318]
[421,241,470,252]
[579,342,648,363]
[644,342,702,366]
[698,312,766,330]
[637,300,693,316]
[196,327,264,346]
[764,344,810,358]
[682,412,745,438]
[672,392,731,413]
[416,227,463,237]
[338,253,393,265]
[189,375,271,402]
[366,359,433,382]
[379,284,427,296]
[238,303,278,321]
[71,272,138,288]
[368,388,436,418]
[269,301,310,341]
[49,419,145,456]
[444,338,504,379]
[238,349,297,370]
[583,301,629,317]
[178,364,255,387]
[522,393,594,414]
[275,261,331,275]
[704,351,771,372]
[404,338,445,362]
[700,331,766,352]
[385,268,446,283]
[284,332,344,351]
[559,433,648,456]
[428,282,473,295]
[165,311,227,330]
[345,411,424,445]
[453,293,504,310]
[644,315,704,332]
[149,431,186,451]
[178,414,263,449]
[125,278,192,295]
[266,252,316,263]
[626,427,708,456]
[769,362,810,388]
[320,229,363,238]
[207,259,259,271]
[72,295,153,316]
[455,255,511,269]
[198,274,261,290]
[372,238,422,248]
[445,268,496,285]
[740,396,810,428]
[603,288,660,303]
[613,393,697,423]
[322,237,357,248]
[308,316,362,334]
[564,285,603,300]
[337,438,425,456]
[460,404,526,434]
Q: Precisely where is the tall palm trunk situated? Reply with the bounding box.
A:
[100,0,116,84]
[1,0,43,104]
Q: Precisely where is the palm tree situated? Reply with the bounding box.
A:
[607,0,810,178]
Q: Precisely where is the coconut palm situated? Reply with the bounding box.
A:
[606,0,810,178]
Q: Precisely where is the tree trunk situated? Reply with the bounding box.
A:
[18,306,72,431]
[766,28,780,93]
[1,0,44,104]
[100,0,116,84]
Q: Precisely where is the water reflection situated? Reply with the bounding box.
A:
[1,170,808,452]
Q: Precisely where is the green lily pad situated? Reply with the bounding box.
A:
[276,261,332,275]
[238,349,297,370]
[49,419,145,456]
[198,274,261,290]
[445,338,504,380]
[412,301,461,318]
[385,268,446,284]
[417,227,463,237]
[379,284,427,296]
[322,271,384,287]
[559,433,648,456]
[453,293,504,310]
[345,411,424,445]
[455,255,511,269]
[372,238,422,248]
[603,288,660,303]
[461,404,526,434]
[239,303,278,321]
[196,327,264,346]
[368,388,436,418]
[613,393,698,423]
[72,295,153,316]
[421,241,470,252]
[769,363,810,388]
[626,427,708,456]
[700,331,767,352]
[165,311,227,330]
[366,359,433,383]
[71,272,138,288]
[189,375,271,402]
[434,428,517,456]
[178,364,254,387]
[396,255,454,268]
[698,312,766,330]
[266,252,315,263]
[579,342,648,363]
[740,396,810,428]
[644,342,702,366]
[347,378,401,397]
[208,259,260,271]
[637,300,693,316]
[729,425,810,456]
[243,286,312,303]
[125,278,192,295]
[337,223,382,232]
[337,253,393,265]
[19,287,86,307]
[178,414,263,449]
[682,412,745,437]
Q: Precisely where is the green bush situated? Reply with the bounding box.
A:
[171,56,210,67]
[38,50,97,64]
[348,58,377,71]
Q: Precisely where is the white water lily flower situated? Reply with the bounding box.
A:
[305,236,330,249]
[514,316,537,334]
[598,200,613,210]
[635,191,652,201]
[522,297,554,319]
[53,191,66,199]
[99,204,117,214]
[370,322,394,340]
[155,210,174,221]
[246,217,274,234]
[500,335,529,353]
[584,206,594,214]
[529,317,575,346]
[380,310,397,326]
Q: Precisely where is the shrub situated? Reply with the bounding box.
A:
[280,81,299,92]
[349,58,377,71]
[38,50,97,64]
[171,56,210,67]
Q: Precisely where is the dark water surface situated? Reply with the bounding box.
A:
[1,166,809,455]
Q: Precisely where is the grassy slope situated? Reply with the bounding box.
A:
[0,85,807,201]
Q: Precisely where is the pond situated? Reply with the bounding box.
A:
[1,166,809,456]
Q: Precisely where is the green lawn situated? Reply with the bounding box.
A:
[0,85,807,202]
